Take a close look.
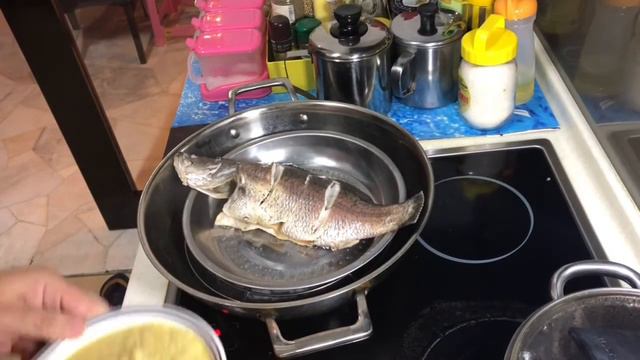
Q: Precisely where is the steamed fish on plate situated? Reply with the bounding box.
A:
[174,153,424,250]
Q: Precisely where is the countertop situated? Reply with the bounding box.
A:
[123,35,640,307]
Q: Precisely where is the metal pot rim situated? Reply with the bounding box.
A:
[505,287,640,359]
[137,99,434,310]
[36,305,227,360]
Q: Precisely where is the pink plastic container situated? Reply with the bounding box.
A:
[194,0,265,12]
[186,28,269,102]
[191,9,265,32]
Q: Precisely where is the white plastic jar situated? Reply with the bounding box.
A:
[459,59,516,129]
[458,14,518,130]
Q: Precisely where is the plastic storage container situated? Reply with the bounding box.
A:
[195,0,265,12]
[191,9,265,32]
[495,0,537,104]
[458,14,517,129]
[186,29,270,101]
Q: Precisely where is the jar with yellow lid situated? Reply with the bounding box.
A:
[458,14,518,129]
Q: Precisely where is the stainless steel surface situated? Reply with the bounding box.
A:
[506,260,640,360]
[182,130,406,293]
[309,17,393,114]
[390,10,462,108]
[535,1,640,211]
[139,78,433,356]
[598,123,640,213]
[391,11,463,48]
[308,17,392,61]
[36,306,227,360]
[550,260,640,300]
[265,291,372,358]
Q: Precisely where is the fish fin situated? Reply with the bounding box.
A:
[312,181,340,235]
[215,213,303,244]
[270,163,285,187]
[402,191,425,225]
[202,182,234,199]
[258,163,284,206]
[215,212,258,230]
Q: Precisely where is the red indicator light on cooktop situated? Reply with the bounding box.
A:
[214,329,222,337]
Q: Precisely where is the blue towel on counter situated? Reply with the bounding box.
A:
[172,78,559,141]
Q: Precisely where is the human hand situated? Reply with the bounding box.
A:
[0,267,109,358]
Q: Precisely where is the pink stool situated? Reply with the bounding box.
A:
[144,0,195,46]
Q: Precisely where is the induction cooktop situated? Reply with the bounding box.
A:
[168,140,606,360]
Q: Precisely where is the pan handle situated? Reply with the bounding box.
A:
[265,291,372,358]
[228,78,298,115]
[551,260,640,300]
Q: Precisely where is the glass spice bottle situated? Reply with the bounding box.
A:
[271,0,305,23]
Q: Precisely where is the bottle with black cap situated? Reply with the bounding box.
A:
[308,4,393,114]
[390,2,464,108]
[269,15,294,61]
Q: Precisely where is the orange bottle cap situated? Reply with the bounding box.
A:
[494,0,538,20]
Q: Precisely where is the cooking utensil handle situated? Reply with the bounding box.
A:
[551,260,640,300]
[228,78,298,115]
[265,291,372,358]
[391,51,415,98]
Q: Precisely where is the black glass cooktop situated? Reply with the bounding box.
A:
[172,142,605,360]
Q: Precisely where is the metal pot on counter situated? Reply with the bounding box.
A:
[308,4,393,114]
[391,3,463,108]
[138,79,434,358]
[505,260,640,359]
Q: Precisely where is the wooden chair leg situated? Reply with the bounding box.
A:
[122,2,147,64]
[144,0,166,46]
[67,11,81,30]
[138,0,149,18]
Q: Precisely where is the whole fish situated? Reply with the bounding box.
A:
[174,153,424,250]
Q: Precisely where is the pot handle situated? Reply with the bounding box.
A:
[264,291,372,358]
[228,78,298,115]
[391,51,415,98]
[551,260,640,300]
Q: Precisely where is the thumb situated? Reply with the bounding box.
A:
[0,306,85,341]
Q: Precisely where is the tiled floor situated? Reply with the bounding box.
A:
[0,5,191,274]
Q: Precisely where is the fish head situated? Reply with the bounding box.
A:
[173,152,237,198]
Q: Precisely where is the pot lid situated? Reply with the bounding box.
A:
[391,3,464,48]
[309,4,392,61]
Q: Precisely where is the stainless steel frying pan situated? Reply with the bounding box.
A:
[138,79,434,357]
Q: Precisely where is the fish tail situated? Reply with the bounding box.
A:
[401,191,425,225]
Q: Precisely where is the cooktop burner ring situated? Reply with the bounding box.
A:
[418,175,534,264]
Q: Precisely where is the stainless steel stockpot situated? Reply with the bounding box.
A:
[309,5,393,114]
[506,260,640,359]
[391,3,463,108]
